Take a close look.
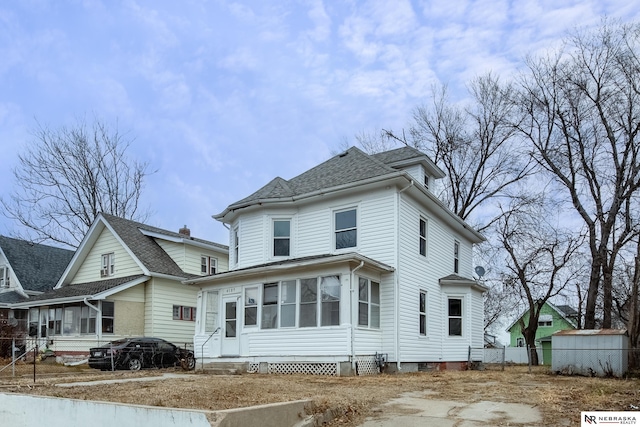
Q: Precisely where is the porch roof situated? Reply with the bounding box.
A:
[184,252,394,286]
[10,274,148,308]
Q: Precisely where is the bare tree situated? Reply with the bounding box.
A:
[406,74,535,229]
[495,196,583,365]
[1,117,153,248]
[516,20,640,328]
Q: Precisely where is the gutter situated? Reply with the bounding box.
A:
[395,180,414,371]
[350,261,365,373]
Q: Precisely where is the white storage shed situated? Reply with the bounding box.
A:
[551,329,629,377]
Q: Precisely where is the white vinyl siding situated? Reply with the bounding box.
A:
[155,240,228,276]
[143,277,200,344]
[71,227,142,284]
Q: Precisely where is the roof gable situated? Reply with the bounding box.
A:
[58,214,224,286]
[0,236,73,292]
[506,301,578,332]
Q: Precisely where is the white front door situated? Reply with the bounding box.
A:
[221,295,240,356]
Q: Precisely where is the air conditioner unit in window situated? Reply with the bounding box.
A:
[100,269,108,277]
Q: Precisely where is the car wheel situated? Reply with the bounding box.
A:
[182,354,196,371]
[128,357,142,371]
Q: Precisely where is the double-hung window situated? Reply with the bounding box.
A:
[0,267,8,288]
[201,256,217,275]
[101,253,115,277]
[102,301,114,334]
[419,291,427,336]
[454,240,460,273]
[320,275,341,326]
[204,291,219,333]
[273,220,291,257]
[280,280,297,327]
[448,298,462,336]
[261,283,278,329]
[419,218,427,256]
[299,278,318,327]
[335,208,357,250]
[358,277,380,328]
[244,287,258,327]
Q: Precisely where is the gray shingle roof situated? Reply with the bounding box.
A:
[224,146,404,213]
[0,290,29,304]
[22,274,147,303]
[100,213,224,278]
[0,236,74,292]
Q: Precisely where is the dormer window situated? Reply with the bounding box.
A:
[0,267,9,288]
[101,253,115,277]
[424,174,429,190]
[201,256,217,275]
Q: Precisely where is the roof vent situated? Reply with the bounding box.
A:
[178,225,191,237]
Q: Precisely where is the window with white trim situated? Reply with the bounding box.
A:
[261,283,278,329]
[321,275,341,326]
[448,298,462,336]
[0,267,9,288]
[201,256,217,275]
[101,253,115,277]
[244,287,258,327]
[204,291,219,333]
[273,219,291,257]
[358,277,380,328]
[419,290,427,336]
[101,301,114,333]
[334,208,357,250]
[419,218,427,256]
[244,276,340,329]
[280,280,296,327]
[538,314,553,327]
[299,278,318,327]
[454,240,460,274]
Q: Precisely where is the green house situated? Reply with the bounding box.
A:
[507,302,578,364]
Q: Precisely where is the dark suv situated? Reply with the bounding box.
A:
[88,337,195,371]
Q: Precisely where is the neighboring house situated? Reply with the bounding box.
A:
[187,146,486,376]
[0,236,74,333]
[507,302,578,348]
[10,213,228,354]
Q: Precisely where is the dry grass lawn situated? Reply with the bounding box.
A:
[1,362,639,426]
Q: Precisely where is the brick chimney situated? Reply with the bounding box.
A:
[178,225,191,237]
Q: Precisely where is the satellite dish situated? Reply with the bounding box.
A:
[475,266,486,278]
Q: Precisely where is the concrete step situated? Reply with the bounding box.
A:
[199,362,248,375]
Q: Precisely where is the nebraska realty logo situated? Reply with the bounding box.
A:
[582,412,639,426]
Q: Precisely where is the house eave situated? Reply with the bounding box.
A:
[439,275,488,292]
[213,171,407,222]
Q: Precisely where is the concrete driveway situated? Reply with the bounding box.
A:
[359,391,543,426]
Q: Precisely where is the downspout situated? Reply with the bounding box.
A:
[350,261,365,373]
[83,298,101,341]
[396,180,414,371]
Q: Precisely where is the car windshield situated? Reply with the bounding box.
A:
[109,339,131,346]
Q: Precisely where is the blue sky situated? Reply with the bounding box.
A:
[1,0,639,246]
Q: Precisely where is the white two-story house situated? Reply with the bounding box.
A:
[188,146,486,375]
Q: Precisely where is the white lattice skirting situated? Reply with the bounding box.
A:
[355,356,379,376]
[267,362,338,376]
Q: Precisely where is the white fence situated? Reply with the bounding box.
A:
[483,347,544,365]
